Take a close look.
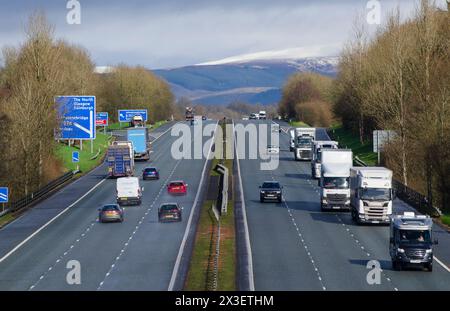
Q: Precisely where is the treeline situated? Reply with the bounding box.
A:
[278,72,334,127]
[0,13,174,200]
[335,1,449,212]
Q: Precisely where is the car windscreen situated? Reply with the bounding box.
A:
[161,204,178,211]
[144,168,156,172]
[170,182,184,187]
[102,205,119,211]
[398,230,431,244]
[323,177,349,189]
[262,182,280,189]
[361,188,391,201]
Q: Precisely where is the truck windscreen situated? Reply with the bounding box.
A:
[297,137,312,148]
[398,230,431,244]
[360,188,391,201]
[323,177,349,189]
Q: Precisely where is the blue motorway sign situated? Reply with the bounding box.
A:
[72,151,80,163]
[96,112,109,126]
[118,109,148,122]
[0,187,8,203]
[56,96,96,140]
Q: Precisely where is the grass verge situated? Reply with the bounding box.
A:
[185,121,236,291]
[442,214,450,227]
[329,124,377,166]
[289,121,309,127]
[55,131,113,173]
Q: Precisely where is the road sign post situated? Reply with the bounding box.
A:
[118,109,148,123]
[0,187,9,212]
[72,151,80,171]
[373,130,397,165]
[55,96,96,151]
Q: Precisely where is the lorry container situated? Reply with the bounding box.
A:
[320,149,353,211]
[294,127,316,161]
[350,167,393,224]
[116,177,142,206]
[311,140,339,179]
[107,143,134,177]
[127,127,150,160]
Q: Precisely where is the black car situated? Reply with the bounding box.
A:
[202,116,207,121]
[142,167,159,180]
[158,203,183,222]
[98,204,124,223]
[259,181,283,203]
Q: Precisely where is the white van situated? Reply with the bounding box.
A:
[116,177,143,206]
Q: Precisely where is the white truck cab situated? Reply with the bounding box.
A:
[311,140,339,179]
[294,128,316,161]
[116,177,143,206]
[350,167,393,224]
[320,149,353,211]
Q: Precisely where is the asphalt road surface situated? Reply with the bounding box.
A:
[235,119,450,291]
[0,121,216,290]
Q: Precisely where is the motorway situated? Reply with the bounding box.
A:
[0,121,216,290]
[235,120,450,291]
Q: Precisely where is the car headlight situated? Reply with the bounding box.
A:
[425,249,432,254]
[260,191,265,194]
[397,248,405,253]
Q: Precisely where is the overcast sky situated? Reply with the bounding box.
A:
[0,0,447,69]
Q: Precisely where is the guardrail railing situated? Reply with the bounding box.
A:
[0,170,79,217]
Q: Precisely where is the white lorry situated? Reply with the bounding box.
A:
[311,141,339,179]
[320,149,353,211]
[350,167,393,224]
[116,177,143,206]
[294,128,316,161]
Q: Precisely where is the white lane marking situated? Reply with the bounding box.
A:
[434,257,450,273]
[97,158,182,290]
[232,120,255,291]
[0,179,106,265]
[168,121,218,291]
[0,122,178,266]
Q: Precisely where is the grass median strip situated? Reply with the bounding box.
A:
[185,121,236,291]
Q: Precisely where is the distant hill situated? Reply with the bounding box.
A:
[151,56,338,105]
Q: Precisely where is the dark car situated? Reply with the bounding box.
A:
[259,181,283,203]
[158,203,182,222]
[143,167,159,180]
[99,204,124,223]
[202,116,207,121]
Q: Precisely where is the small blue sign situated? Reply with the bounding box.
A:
[96,112,109,126]
[118,109,148,122]
[56,96,96,140]
[72,151,80,163]
[0,187,8,203]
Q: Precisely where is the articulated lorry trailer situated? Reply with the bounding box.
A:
[294,128,316,161]
[127,127,150,160]
[350,167,393,224]
[107,142,134,177]
[320,149,353,211]
[311,140,339,179]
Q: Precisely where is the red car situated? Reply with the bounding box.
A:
[167,181,188,195]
